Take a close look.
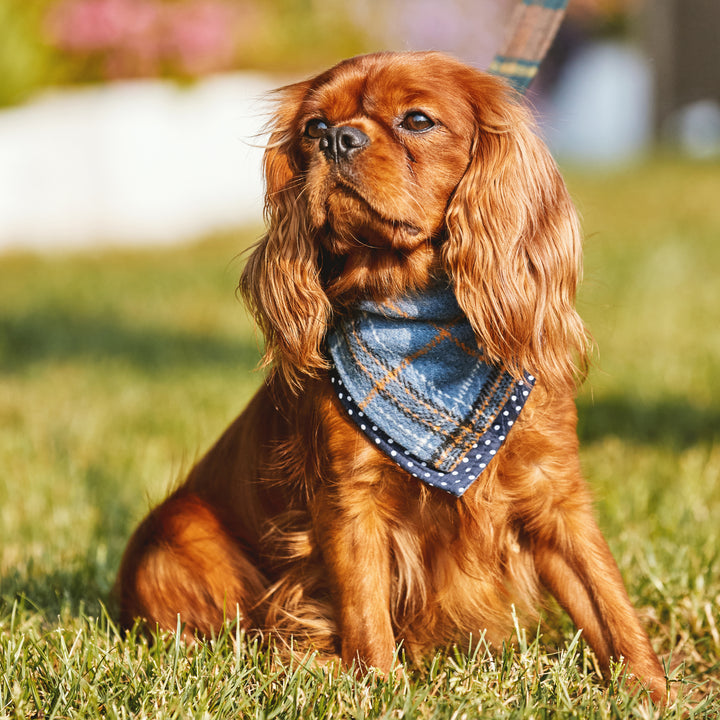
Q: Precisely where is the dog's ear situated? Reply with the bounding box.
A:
[443,75,589,392]
[240,81,331,390]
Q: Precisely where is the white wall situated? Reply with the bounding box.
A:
[0,73,273,251]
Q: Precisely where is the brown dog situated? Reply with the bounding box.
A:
[117,51,668,702]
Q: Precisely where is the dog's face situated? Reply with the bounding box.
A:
[298,54,475,255]
[243,52,587,392]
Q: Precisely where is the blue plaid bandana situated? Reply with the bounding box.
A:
[327,282,534,496]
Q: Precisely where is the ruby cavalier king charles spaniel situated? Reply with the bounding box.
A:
[118,51,669,703]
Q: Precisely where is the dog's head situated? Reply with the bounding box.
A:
[241,51,588,392]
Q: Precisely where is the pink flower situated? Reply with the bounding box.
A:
[44,0,248,79]
[46,0,157,52]
[163,1,243,75]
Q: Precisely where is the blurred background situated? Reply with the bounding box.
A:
[0,0,718,250]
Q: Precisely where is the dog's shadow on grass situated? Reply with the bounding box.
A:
[1,559,118,625]
[577,395,720,449]
[0,306,261,376]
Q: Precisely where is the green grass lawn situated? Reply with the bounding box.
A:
[1,158,719,717]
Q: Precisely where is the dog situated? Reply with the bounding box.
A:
[117,51,668,702]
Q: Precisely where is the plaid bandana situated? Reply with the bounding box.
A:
[327,282,534,496]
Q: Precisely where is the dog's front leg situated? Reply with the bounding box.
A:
[533,515,670,703]
[313,484,396,673]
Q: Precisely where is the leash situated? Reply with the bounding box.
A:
[488,0,570,94]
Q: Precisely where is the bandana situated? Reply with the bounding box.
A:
[327,282,534,496]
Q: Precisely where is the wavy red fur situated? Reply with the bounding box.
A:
[117,52,670,703]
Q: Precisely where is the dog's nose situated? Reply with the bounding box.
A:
[319,126,369,163]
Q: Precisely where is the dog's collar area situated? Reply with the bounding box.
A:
[327,282,534,496]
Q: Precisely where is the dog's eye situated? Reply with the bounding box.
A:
[400,112,435,133]
[304,118,329,139]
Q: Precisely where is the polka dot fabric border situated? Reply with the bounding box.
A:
[330,370,535,497]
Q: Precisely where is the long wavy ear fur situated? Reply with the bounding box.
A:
[443,75,589,393]
[239,81,331,390]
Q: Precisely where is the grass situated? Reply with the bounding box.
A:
[1,157,719,717]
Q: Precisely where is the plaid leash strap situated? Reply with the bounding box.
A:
[488,0,569,93]
[327,284,535,497]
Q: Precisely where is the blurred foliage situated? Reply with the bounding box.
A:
[568,0,645,37]
[0,0,370,109]
[0,1,62,108]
